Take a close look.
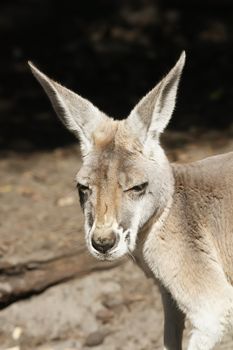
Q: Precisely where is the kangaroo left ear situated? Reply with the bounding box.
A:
[127,51,186,142]
[28,62,106,156]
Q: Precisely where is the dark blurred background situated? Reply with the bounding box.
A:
[1,0,233,152]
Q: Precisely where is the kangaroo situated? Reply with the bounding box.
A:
[29,52,233,350]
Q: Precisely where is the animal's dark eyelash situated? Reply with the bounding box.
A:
[76,183,90,192]
[126,182,148,193]
[76,183,91,210]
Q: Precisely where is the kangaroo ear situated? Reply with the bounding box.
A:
[28,62,106,156]
[127,51,185,143]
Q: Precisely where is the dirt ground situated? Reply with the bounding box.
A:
[1,129,233,350]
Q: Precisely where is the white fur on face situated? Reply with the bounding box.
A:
[85,220,129,261]
[84,150,173,261]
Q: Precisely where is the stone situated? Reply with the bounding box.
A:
[84,330,106,347]
[95,309,114,323]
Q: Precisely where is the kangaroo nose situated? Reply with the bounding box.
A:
[91,233,116,254]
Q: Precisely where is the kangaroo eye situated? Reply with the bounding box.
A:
[77,183,90,193]
[77,183,91,210]
[127,182,148,193]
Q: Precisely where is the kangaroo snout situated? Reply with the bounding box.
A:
[91,230,117,254]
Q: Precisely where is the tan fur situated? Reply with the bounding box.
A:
[92,121,145,228]
[93,120,117,149]
[29,52,233,349]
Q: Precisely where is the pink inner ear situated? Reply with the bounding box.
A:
[126,51,185,139]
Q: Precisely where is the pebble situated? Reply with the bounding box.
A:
[95,308,114,323]
[57,195,75,207]
[12,326,23,340]
[102,294,124,309]
[84,330,106,347]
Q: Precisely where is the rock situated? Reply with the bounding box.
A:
[12,326,23,340]
[36,339,82,350]
[84,330,106,347]
[0,185,13,193]
[102,293,124,309]
[122,294,145,308]
[56,195,75,207]
[95,309,114,323]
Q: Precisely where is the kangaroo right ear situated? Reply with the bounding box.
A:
[28,62,105,156]
[126,52,185,145]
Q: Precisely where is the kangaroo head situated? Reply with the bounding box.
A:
[29,52,185,261]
